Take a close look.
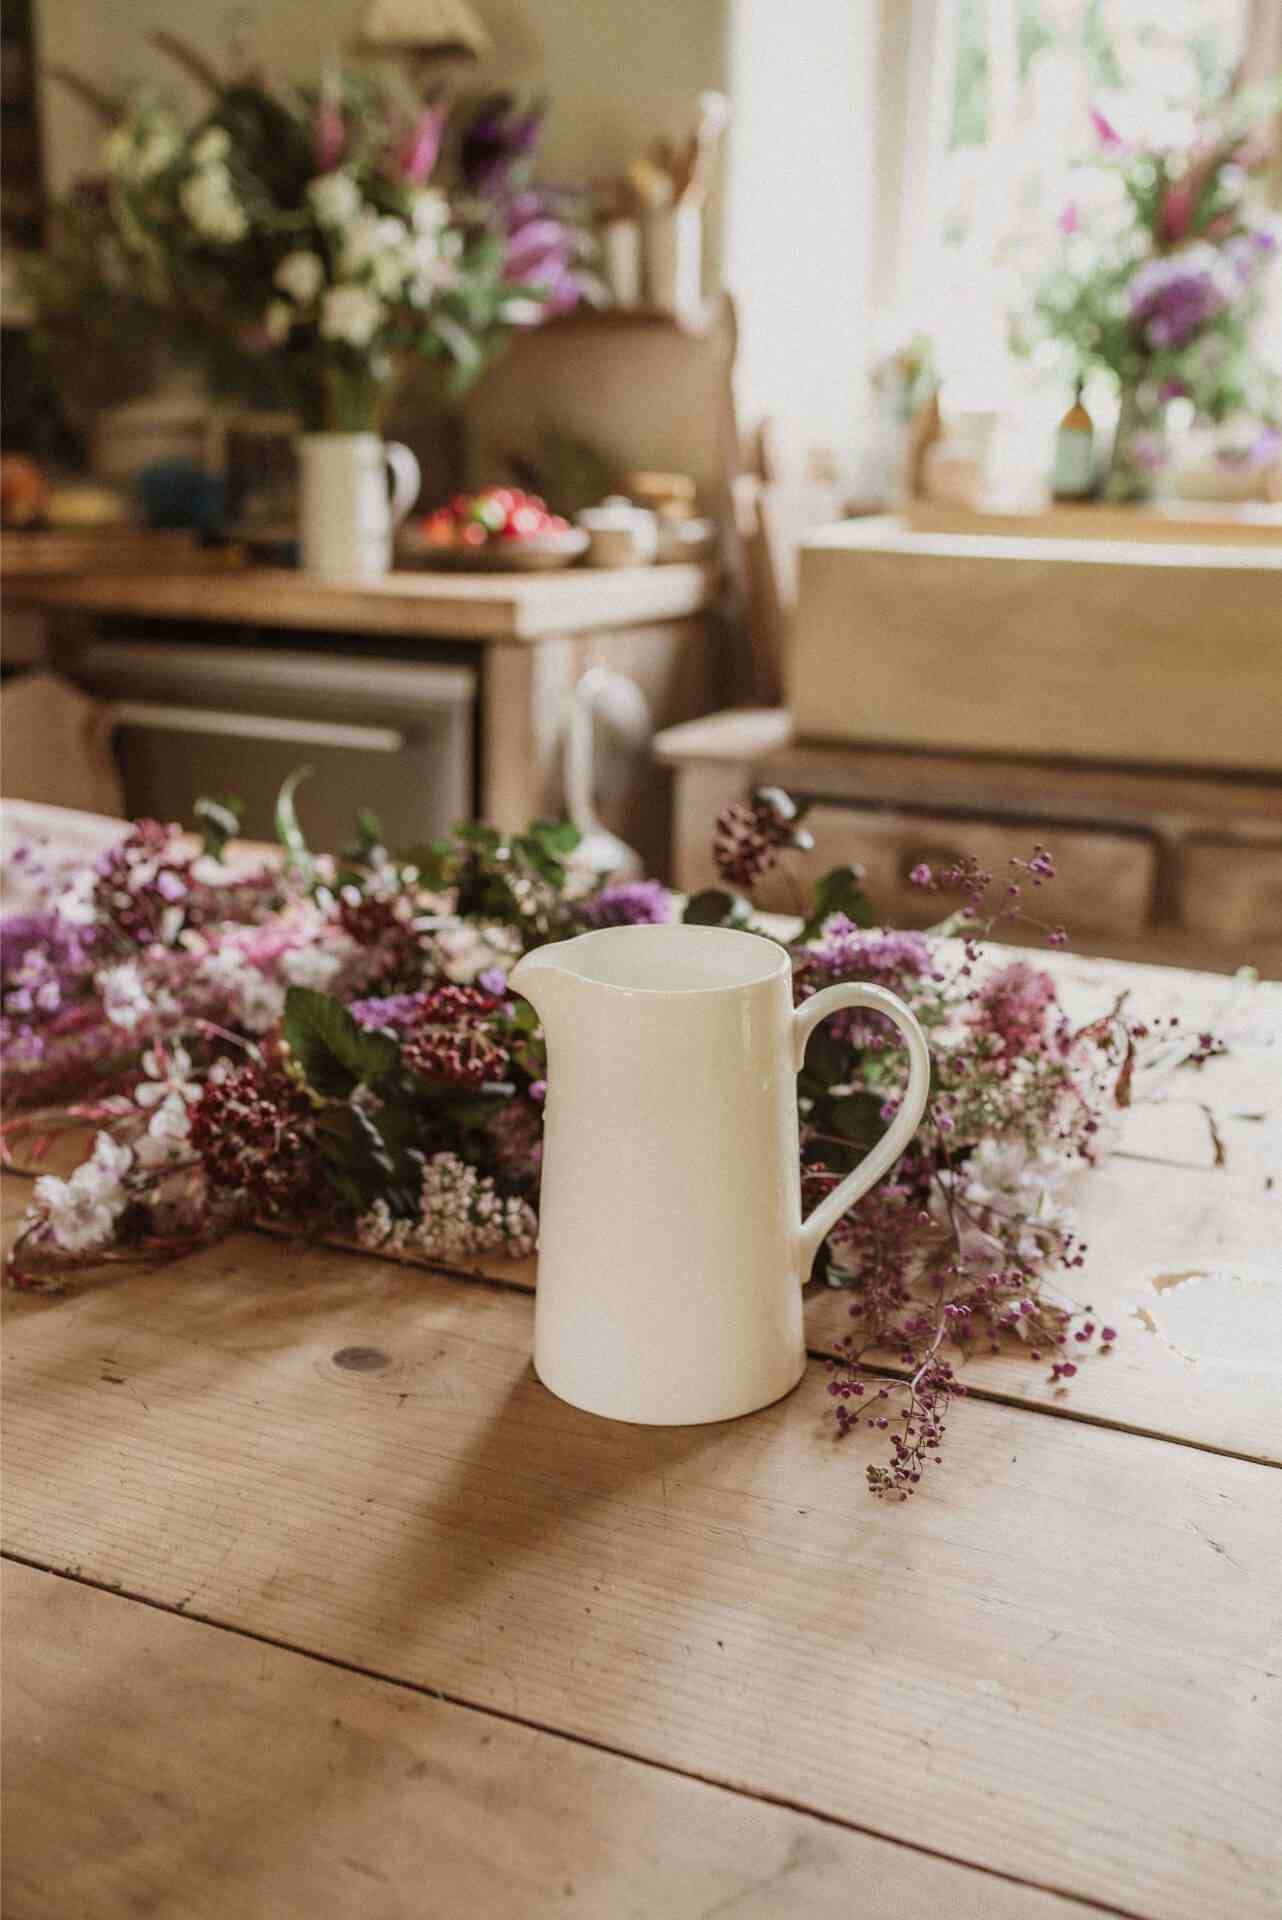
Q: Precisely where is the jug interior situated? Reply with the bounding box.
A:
[558,925,790,994]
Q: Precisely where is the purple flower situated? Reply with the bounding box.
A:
[970,962,1057,1062]
[1215,425,1281,472]
[1128,252,1234,350]
[477,966,509,997]
[804,919,931,986]
[1130,430,1171,473]
[1225,225,1279,287]
[1,911,59,978]
[459,94,545,195]
[580,880,674,928]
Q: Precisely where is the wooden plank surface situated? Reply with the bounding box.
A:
[5,1226,1279,1920]
[1,1560,1097,1920]
[901,497,1282,548]
[792,521,1282,773]
[6,562,717,643]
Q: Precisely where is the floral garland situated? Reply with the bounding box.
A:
[1,787,1223,1499]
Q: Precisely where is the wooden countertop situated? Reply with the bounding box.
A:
[3,951,1279,1917]
[811,510,1282,564]
[3,560,718,643]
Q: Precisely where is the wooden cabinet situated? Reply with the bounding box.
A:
[654,710,1282,976]
[790,805,1157,934]
[790,517,1282,774]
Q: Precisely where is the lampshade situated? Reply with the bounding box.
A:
[358,0,492,59]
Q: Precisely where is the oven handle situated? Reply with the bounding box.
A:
[107,701,407,754]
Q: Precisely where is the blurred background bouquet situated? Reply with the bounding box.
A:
[28,44,595,432]
[1020,90,1282,496]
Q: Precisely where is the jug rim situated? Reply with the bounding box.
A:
[542,923,791,996]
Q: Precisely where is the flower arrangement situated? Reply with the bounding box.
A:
[1020,94,1282,496]
[31,42,594,425]
[2,784,1224,1500]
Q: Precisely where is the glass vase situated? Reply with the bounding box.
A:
[1105,383,1170,503]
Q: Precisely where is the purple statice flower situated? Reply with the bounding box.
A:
[803,919,931,987]
[796,921,932,1054]
[1128,250,1235,350]
[349,990,432,1031]
[1,911,61,978]
[579,880,675,929]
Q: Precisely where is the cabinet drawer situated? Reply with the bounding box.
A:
[1181,839,1282,937]
[760,804,1157,934]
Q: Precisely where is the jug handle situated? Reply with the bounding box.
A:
[793,983,932,1281]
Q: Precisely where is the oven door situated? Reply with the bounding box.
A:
[70,640,475,853]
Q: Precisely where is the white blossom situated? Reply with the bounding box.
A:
[279,941,349,992]
[410,188,449,236]
[357,1153,536,1263]
[191,126,230,167]
[340,210,408,281]
[136,1044,200,1109]
[264,300,293,345]
[135,1091,194,1170]
[33,1132,132,1254]
[275,249,325,304]
[307,170,361,228]
[319,284,384,348]
[180,165,247,245]
[433,922,521,986]
[99,962,152,1031]
[196,947,285,1033]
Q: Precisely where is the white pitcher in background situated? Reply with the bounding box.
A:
[509,923,931,1426]
[298,432,420,579]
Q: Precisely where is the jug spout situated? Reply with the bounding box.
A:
[508,940,578,1026]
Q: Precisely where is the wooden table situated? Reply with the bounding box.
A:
[3,952,1279,1920]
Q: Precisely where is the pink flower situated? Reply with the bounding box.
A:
[393,107,445,186]
[1057,202,1080,237]
[315,98,346,172]
[1089,107,1125,152]
[970,961,1058,1064]
[1157,178,1196,247]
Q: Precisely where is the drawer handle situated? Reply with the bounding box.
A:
[108,702,407,754]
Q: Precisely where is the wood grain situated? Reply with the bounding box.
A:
[4,1228,1279,1920]
[12,562,717,644]
[1,1561,1098,1920]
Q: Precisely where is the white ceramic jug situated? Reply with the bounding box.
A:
[298,432,421,579]
[509,923,931,1426]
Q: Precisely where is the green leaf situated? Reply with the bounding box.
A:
[453,821,502,855]
[283,987,400,1099]
[193,792,244,863]
[803,865,876,939]
[275,766,315,885]
[340,807,384,864]
[528,818,581,856]
[683,888,741,927]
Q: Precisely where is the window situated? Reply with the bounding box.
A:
[894,0,1256,404]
